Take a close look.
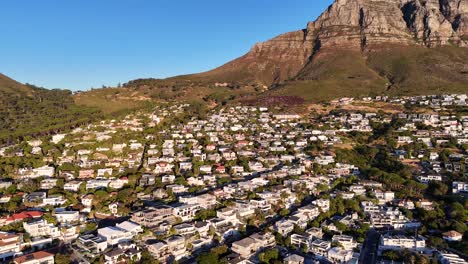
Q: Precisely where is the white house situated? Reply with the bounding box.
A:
[379,235,426,251]
[23,219,60,238]
[98,226,133,246]
[55,210,80,223]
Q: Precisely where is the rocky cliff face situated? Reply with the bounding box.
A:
[307,0,467,49]
[205,0,467,86]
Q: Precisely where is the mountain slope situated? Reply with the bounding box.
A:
[78,0,468,106]
[194,0,468,101]
[0,74,100,143]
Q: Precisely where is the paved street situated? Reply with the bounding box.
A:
[359,230,380,264]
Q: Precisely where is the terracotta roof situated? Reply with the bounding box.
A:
[14,251,53,263]
[442,230,462,237]
[6,211,43,222]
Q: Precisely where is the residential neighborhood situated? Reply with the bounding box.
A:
[0,94,466,264]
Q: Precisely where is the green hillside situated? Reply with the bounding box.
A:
[269,46,468,102]
[0,74,101,144]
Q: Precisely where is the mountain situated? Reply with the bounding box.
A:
[76,0,468,110]
[195,0,468,100]
[0,73,100,144]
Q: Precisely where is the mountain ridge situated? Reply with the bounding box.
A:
[197,0,468,88]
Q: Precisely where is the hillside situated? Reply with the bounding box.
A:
[83,0,468,106]
[0,73,100,144]
[195,0,468,101]
[268,45,468,101]
[74,76,260,113]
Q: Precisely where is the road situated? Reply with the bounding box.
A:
[359,230,380,264]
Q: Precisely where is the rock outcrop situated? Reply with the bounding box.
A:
[203,0,468,86]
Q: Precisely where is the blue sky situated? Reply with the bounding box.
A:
[0,0,333,90]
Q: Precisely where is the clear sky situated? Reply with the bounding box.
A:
[0,0,333,91]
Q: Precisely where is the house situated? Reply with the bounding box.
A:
[306,227,323,239]
[52,134,66,144]
[147,241,170,263]
[39,178,58,190]
[78,169,95,179]
[154,162,174,175]
[215,165,226,174]
[0,233,22,261]
[166,235,187,260]
[32,166,55,178]
[442,230,463,242]
[313,198,330,212]
[332,235,357,250]
[109,202,119,215]
[81,194,94,208]
[379,234,426,251]
[290,234,311,249]
[191,238,212,251]
[139,174,156,187]
[310,239,331,257]
[327,247,353,263]
[1,211,43,226]
[76,234,108,254]
[131,205,173,227]
[173,204,200,222]
[86,179,110,189]
[23,219,60,238]
[374,190,395,204]
[60,224,79,242]
[452,182,468,193]
[417,175,442,183]
[274,219,294,236]
[64,181,82,192]
[115,221,143,236]
[104,244,141,264]
[284,254,305,264]
[249,232,275,249]
[97,168,113,177]
[438,253,466,264]
[98,226,133,246]
[166,184,188,194]
[179,162,193,172]
[161,175,175,184]
[55,210,80,223]
[173,223,196,237]
[13,251,54,264]
[199,165,212,174]
[42,194,66,206]
[231,237,257,258]
[179,193,216,209]
[417,199,434,210]
[23,192,46,204]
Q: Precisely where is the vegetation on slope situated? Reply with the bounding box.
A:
[0,75,101,144]
[74,76,261,114]
[268,46,468,102]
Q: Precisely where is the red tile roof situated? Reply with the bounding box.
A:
[14,251,53,263]
[4,211,43,222]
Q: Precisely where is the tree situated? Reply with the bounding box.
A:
[139,250,159,264]
[279,208,290,217]
[427,181,448,197]
[259,248,279,264]
[55,253,72,264]
[43,213,57,225]
[194,209,217,221]
[84,222,97,233]
[19,180,39,193]
[210,245,228,256]
[197,253,219,264]
[382,250,400,261]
